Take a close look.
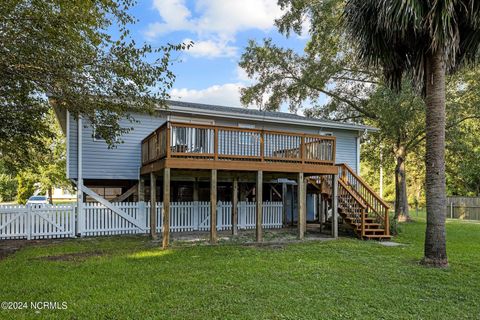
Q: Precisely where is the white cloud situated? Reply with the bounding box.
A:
[145,0,193,38]
[235,65,251,82]
[170,83,245,107]
[145,0,283,39]
[185,38,237,58]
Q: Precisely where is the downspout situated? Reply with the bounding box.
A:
[66,110,70,178]
[77,116,84,235]
[357,129,368,176]
[356,132,361,175]
[379,148,383,198]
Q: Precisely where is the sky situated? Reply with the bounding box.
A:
[125,0,309,112]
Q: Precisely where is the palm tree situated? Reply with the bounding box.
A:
[344,1,480,267]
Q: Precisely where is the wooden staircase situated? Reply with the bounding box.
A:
[312,164,391,240]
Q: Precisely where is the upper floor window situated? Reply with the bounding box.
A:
[319,131,333,137]
[238,123,256,145]
[92,111,120,142]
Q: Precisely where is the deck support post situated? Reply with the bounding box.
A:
[210,169,217,244]
[232,177,238,236]
[138,178,145,202]
[291,185,295,227]
[282,183,288,227]
[256,170,263,242]
[298,172,306,240]
[162,168,170,248]
[150,172,157,240]
[319,194,324,232]
[193,178,199,201]
[332,174,338,239]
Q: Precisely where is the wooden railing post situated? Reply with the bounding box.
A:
[361,208,366,239]
[165,122,171,159]
[214,127,218,160]
[384,207,390,236]
[155,128,161,160]
[332,139,336,163]
[300,136,305,163]
[260,131,264,161]
[341,164,347,182]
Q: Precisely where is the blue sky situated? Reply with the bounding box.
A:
[124,0,308,111]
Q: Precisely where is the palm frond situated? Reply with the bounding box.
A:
[344,0,480,93]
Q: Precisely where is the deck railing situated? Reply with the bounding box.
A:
[142,121,336,165]
[337,163,390,235]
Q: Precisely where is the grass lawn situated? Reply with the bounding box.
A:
[1,214,479,319]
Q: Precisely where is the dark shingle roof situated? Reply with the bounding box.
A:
[165,100,377,131]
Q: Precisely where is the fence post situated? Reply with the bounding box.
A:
[193,201,199,231]
[450,202,453,219]
[239,202,245,229]
[138,201,147,232]
[77,202,85,237]
[26,205,32,240]
[70,205,76,238]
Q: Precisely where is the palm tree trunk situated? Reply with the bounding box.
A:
[422,49,448,267]
[394,144,409,222]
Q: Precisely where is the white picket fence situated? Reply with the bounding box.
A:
[0,201,283,239]
[0,204,76,240]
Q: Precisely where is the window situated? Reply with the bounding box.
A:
[92,111,120,142]
[169,117,215,153]
[93,125,119,142]
[319,131,333,136]
[238,123,256,145]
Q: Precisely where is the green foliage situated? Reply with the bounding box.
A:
[34,111,71,196]
[0,0,191,169]
[0,174,17,202]
[1,219,480,318]
[343,0,480,92]
[446,67,480,196]
[15,172,36,204]
[2,110,71,204]
[239,0,426,216]
[240,0,480,214]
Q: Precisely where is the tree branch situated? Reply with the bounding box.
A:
[407,115,480,149]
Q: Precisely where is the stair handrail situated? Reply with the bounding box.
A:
[338,179,367,210]
[336,163,390,236]
[338,179,367,237]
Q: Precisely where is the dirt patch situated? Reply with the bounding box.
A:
[0,239,65,261]
[0,240,31,261]
[38,250,105,262]
[243,242,287,250]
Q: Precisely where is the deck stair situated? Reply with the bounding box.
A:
[312,164,391,240]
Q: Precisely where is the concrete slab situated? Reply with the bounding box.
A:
[378,241,403,247]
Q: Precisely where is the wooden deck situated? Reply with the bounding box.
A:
[140,121,338,175]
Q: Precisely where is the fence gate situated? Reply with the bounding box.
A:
[0,205,29,239]
[30,205,76,239]
[0,204,76,240]
[80,202,148,237]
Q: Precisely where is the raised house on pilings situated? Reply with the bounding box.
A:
[54,100,390,246]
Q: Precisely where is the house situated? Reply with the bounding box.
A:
[54,100,390,246]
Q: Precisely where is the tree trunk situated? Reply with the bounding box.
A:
[48,187,53,204]
[394,145,409,222]
[422,49,448,268]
